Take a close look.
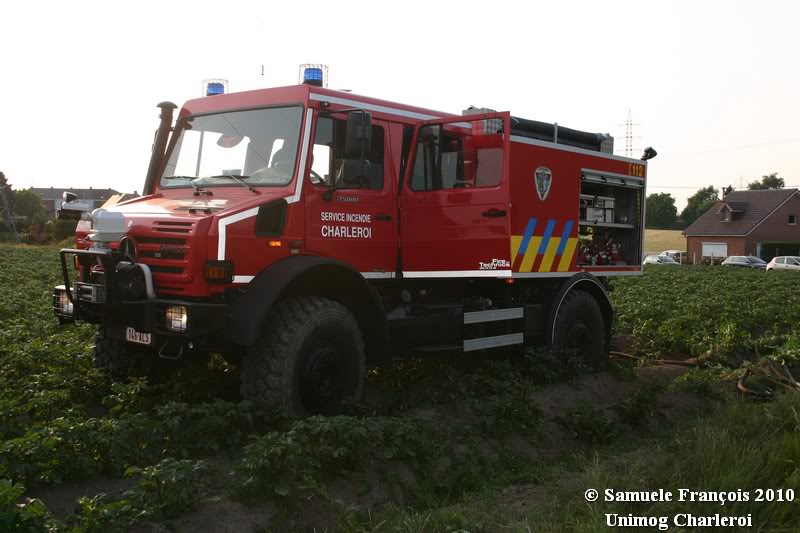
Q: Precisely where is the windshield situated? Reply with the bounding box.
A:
[747,256,766,264]
[160,106,303,189]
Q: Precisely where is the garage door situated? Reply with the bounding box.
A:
[701,242,728,257]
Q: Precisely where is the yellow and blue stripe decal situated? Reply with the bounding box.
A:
[510,218,578,273]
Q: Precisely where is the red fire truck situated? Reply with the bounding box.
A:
[54,75,654,415]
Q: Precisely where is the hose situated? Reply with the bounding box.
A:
[609,351,705,368]
[610,351,799,400]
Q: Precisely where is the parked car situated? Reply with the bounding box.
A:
[659,250,686,263]
[643,255,681,266]
[766,256,800,271]
[721,256,767,269]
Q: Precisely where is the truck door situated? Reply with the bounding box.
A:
[399,113,511,277]
[304,114,397,277]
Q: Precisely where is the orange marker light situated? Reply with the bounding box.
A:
[505,278,515,285]
[268,241,282,247]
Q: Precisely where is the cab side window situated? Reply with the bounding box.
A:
[410,124,502,191]
[310,117,385,190]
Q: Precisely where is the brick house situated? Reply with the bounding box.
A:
[683,189,800,262]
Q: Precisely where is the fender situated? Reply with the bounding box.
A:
[545,273,613,349]
[225,255,390,365]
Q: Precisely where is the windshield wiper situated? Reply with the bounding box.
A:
[163,175,212,196]
[207,174,259,194]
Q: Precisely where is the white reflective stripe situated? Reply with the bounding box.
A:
[513,271,638,278]
[286,108,314,205]
[310,93,440,120]
[510,135,646,165]
[309,93,475,128]
[589,270,643,276]
[232,275,254,283]
[360,272,394,279]
[403,270,512,278]
[216,207,259,260]
[512,272,577,278]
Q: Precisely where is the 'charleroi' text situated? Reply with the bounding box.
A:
[320,212,373,239]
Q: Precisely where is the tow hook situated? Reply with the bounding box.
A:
[159,339,186,360]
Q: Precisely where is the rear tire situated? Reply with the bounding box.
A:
[240,297,366,416]
[551,290,606,368]
[93,326,132,380]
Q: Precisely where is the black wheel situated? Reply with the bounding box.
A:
[92,326,133,380]
[551,290,606,367]
[241,297,365,416]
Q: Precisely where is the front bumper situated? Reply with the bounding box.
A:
[54,248,229,349]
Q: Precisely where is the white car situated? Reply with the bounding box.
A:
[766,256,800,271]
[659,250,686,263]
[643,255,680,266]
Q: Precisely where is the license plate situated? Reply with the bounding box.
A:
[125,327,152,346]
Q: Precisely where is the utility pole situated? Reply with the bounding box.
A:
[621,109,640,159]
[616,110,641,158]
[0,185,21,243]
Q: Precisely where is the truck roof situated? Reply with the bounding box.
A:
[181,85,611,153]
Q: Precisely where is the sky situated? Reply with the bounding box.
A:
[2,0,799,210]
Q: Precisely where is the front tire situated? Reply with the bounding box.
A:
[240,297,366,416]
[551,290,606,368]
[93,326,132,380]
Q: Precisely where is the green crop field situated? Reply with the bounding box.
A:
[643,229,686,254]
[2,244,799,532]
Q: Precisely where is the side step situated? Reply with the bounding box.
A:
[462,307,524,352]
[463,307,524,324]
[463,333,524,352]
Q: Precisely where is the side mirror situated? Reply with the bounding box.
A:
[63,191,78,204]
[345,111,372,158]
[339,159,370,187]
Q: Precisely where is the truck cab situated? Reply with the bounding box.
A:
[54,82,651,415]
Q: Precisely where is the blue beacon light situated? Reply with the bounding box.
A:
[206,82,225,96]
[302,67,324,87]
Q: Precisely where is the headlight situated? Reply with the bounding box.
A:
[59,291,74,316]
[164,305,188,333]
[53,286,74,319]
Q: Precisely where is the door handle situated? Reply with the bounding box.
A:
[375,214,392,221]
[481,209,507,218]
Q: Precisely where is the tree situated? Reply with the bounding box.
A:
[680,185,719,226]
[748,172,784,190]
[13,189,46,223]
[646,192,678,228]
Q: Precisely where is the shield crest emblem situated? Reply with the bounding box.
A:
[535,167,552,201]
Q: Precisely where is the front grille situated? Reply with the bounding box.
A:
[140,250,185,260]
[153,220,194,234]
[137,236,186,246]
[129,222,194,283]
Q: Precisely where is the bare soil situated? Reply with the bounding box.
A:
[33,362,707,531]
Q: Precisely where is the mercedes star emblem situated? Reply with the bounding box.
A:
[119,236,137,263]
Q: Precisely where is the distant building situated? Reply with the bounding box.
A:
[683,189,800,261]
[30,187,139,218]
